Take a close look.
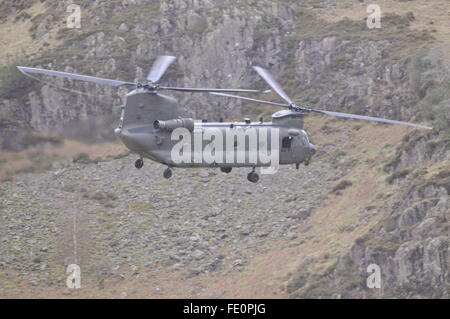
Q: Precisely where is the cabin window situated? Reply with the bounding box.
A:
[282,136,292,149]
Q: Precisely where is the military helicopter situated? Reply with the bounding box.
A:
[17,56,431,183]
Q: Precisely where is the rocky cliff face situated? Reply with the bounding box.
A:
[286,130,449,298]
[0,0,439,145]
[2,0,296,141]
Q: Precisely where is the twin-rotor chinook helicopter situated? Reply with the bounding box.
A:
[18,56,431,183]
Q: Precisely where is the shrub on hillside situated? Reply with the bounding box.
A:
[0,61,36,99]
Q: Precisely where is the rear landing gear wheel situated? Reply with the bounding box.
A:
[247,171,259,183]
[220,167,232,174]
[135,159,144,169]
[163,167,172,179]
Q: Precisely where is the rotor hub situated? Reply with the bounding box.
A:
[147,81,159,91]
[289,104,305,112]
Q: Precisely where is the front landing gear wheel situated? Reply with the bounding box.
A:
[135,159,144,169]
[247,171,259,183]
[163,167,172,179]
[220,167,232,174]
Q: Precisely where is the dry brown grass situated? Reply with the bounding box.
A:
[0,139,127,181]
[0,1,62,64]
[316,0,450,46]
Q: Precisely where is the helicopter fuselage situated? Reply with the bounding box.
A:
[114,90,316,169]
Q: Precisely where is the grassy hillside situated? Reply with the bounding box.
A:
[0,0,448,298]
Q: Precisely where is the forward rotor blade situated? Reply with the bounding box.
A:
[253,66,293,105]
[147,55,176,83]
[312,109,432,129]
[209,92,289,107]
[17,66,135,87]
[159,86,271,94]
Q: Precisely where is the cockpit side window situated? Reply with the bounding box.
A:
[282,136,292,149]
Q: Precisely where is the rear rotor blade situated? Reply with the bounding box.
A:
[159,86,271,94]
[147,55,176,83]
[17,66,135,87]
[209,92,289,107]
[311,109,432,129]
[253,66,293,105]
